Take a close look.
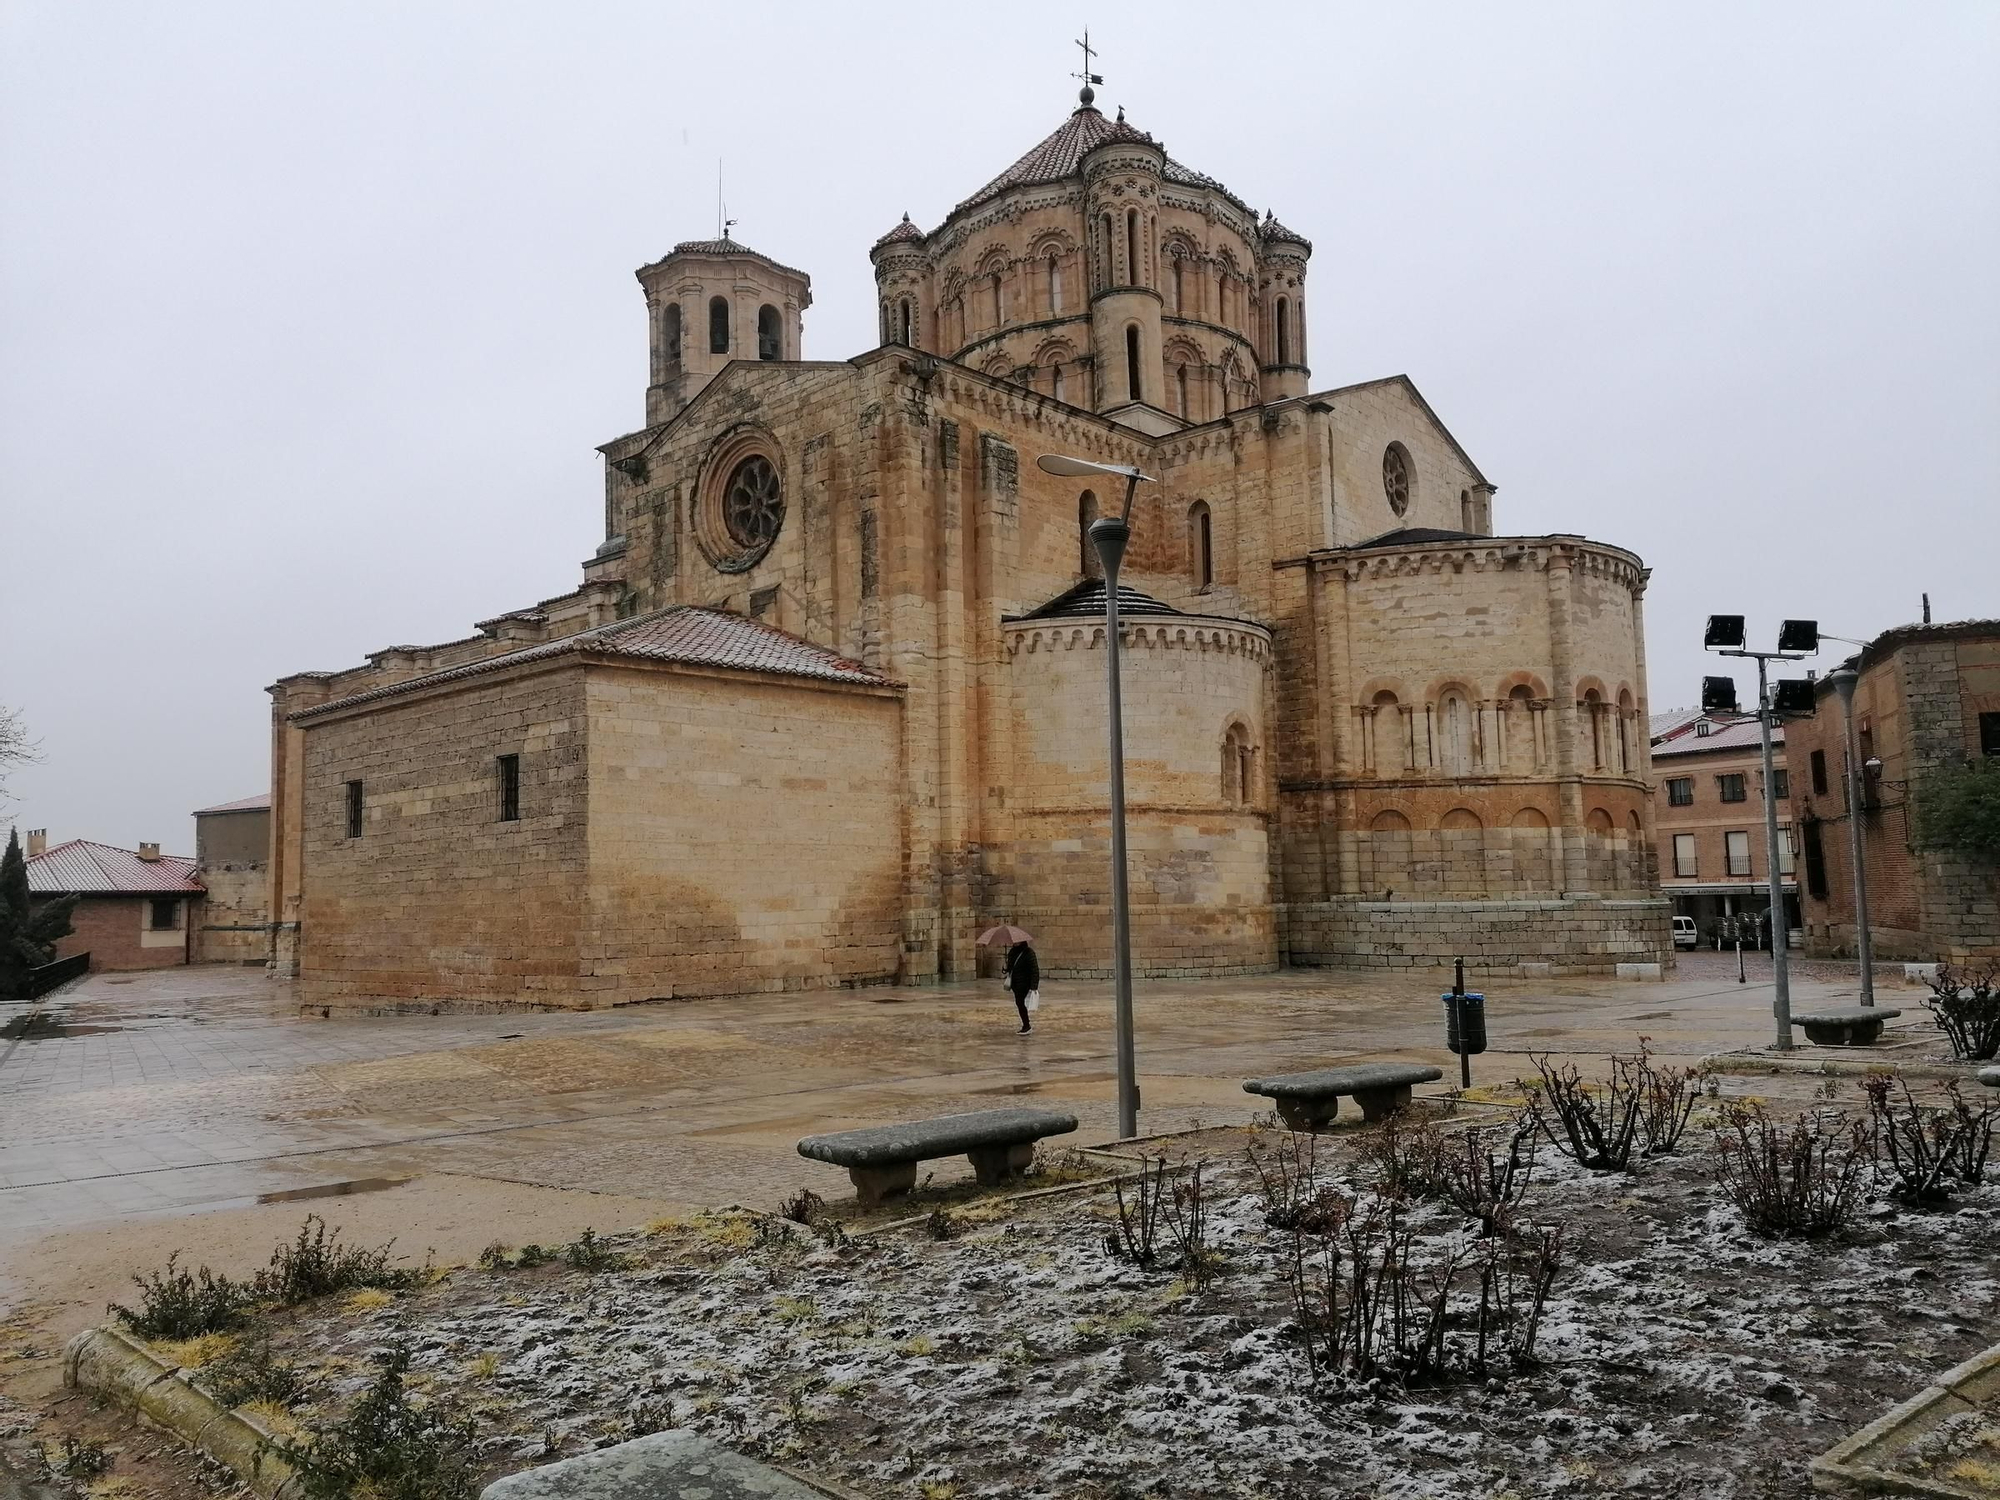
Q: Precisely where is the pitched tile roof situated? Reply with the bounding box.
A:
[871,213,926,251]
[192,793,271,816]
[1008,578,1187,622]
[1352,526,1481,549]
[951,103,1251,218]
[28,840,203,896]
[1260,211,1312,251]
[292,608,896,721]
[1649,708,1707,742]
[1651,717,1784,758]
[651,236,809,283]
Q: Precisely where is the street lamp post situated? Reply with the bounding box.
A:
[1704,615,1820,1051]
[1828,666,1875,1006]
[1036,453,1154,1139]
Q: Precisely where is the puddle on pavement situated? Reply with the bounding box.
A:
[972,1071,1115,1096]
[255,1176,411,1204]
[0,1015,125,1040]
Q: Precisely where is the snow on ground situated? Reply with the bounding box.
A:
[249,1117,2000,1500]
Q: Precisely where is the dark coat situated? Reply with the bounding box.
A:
[1005,941,1040,998]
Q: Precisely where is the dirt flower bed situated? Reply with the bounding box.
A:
[135,1091,1999,1500]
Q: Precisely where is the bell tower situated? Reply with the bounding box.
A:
[635,236,812,426]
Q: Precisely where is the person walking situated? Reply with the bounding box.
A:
[1005,938,1040,1034]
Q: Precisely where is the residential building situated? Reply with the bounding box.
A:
[193,793,271,964]
[1649,712,1796,945]
[1788,619,2000,961]
[24,832,204,971]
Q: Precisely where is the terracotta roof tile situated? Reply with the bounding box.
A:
[1260,211,1312,251]
[951,104,1250,219]
[292,608,896,721]
[872,214,926,251]
[28,840,203,896]
[1651,718,1785,757]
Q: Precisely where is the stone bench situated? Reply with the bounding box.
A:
[1791,1007,1902,1046]
[1242,1063,1444,1132]
[797,1107,1078,1205]
[483,1429,822,1498]
[1978,1066,1999,1090]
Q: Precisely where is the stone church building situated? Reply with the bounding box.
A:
[268,88,1668,1011]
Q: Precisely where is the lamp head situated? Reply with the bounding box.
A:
[1035,454,1152,482]
[1777,619,1820,654]
[1704,615,1746,650]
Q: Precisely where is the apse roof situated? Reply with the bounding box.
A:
[293,608,895,721]
[1351,526,1482,550]
[871,214,926,250]
[1007,578,1187,621]
[951,101,1253,220]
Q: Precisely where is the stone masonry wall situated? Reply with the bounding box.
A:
[580,664,905,1002]
[296,668,590,1011]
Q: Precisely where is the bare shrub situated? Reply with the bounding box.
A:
[1281,1195,1561,1382]
[1161,1159,1221,1291]
[1709,1102,1869,1236]
[1522,1054,1643,1172]
[257,1216,423,1305]
[1360,1113,1446,1200]
[1635,1052,1705,1157]
[1104,1158,1170,1269]
[923,1206,959,1241]
[1431,1120,1539,1236]
[1864,1076,1997,1206]
[777,1189,824,1225]
[1106,1157,1221,1285]
[1246,1131,1341,1233]
[1925,962,2000,1061]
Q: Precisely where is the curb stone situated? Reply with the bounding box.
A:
[1810,1340,2000,1497]
[62,1327,300,1499]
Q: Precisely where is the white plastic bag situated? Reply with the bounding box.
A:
[1024,989,1041,1012]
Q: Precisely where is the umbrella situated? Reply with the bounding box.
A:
[976,925,1034,947]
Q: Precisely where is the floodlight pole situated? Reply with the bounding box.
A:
[1091,469,1145,1139]
[1829,667,1875,1006]
[1717,647,1800,1049]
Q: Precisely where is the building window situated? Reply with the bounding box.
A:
[1275,296,1290,364]
[1126,208,1140,285]
[758,304,782,360]
[1981,711,2000,756]
[1223,723,1254,804]
[1810,749,1828,795]
[708,295,730,354]
[1189,501,1212,588]
[1771,768,1790,800]
[1667,777,1693,807]
[497,754,521,822]
[1696,719,1713,737]
[1051,363,1065,403]
[1170,255,1183,314]
[1460,489,1474,531]
[898,299,913,348]
[1047,253,1061,315]
[1778,827,1796,875]
[1079,490,1100,579]
[344,780,363,839]
[1717,773,1747,803]
[661,303,681,368]
[1725,830,1752,877]
[1176,363,1189,419]
[1803,820,1829,899]
[1673,833,1697,878]
[1125,325,1142,402]
[1383,443,1411,517]
[149,898,178,931]
[722,455,784,551]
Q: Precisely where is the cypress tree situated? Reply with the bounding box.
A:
[1,827,76,998]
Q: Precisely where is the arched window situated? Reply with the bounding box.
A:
[1176,363,1190,419]
[661,303,681,368]
[709,295,730,355]
[1438,691,1474,776]
[1583,689,1606,771]
[1460,489,1474,531]
[990,272,1003,330]
[1079,490,1100,579]
[1125,209,1140,286]
[1275,297,1290,364]
[898,299,913,347]
[1372,689,1408,773]
[757,304,781,361]
[1189,501,1212,588]
[1223,723,1255,805]
[1047,254,1061,315]
[880,302,892,345]
[1616,690,1635,774]
[1508,684,1537,769]
[1100,214,1113,288]
[1170,255,1184,314]
[1051,363,1065,403]
[1125,325,1142,402]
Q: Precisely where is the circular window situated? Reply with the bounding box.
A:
[722,455,783,550]
[1383,444,1411,517]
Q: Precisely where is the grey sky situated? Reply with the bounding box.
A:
[4,1,1996,854]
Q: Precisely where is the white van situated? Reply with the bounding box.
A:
[1672,916,1699,949]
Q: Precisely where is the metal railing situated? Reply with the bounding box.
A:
[23,951,90,999]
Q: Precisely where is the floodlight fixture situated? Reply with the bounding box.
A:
[1704,614,1746,649]
[1772,679,1817,715]
[1701,675,1740,714]
[1776,619,1820,654]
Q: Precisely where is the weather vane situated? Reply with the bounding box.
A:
[1073,30,1103,104]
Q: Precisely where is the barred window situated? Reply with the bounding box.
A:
[345,780,363,839]
[497,754,521,822]
[1717,773,1747,803]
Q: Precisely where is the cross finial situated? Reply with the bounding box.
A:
[1072,30,1103,107]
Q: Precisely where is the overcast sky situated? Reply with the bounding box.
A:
[3,1,1996,853]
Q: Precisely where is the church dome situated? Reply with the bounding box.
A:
[950,101,1250,219]
[870,214,926,253]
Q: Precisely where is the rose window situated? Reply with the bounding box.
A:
[1383,444,1411,517]
[722,455,783,550]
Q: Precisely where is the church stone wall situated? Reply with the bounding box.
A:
[995,614,1277,976]
[580,665,905,1001]
[296,668,591,1012]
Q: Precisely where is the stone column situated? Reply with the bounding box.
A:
[1545,553,1590,893]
